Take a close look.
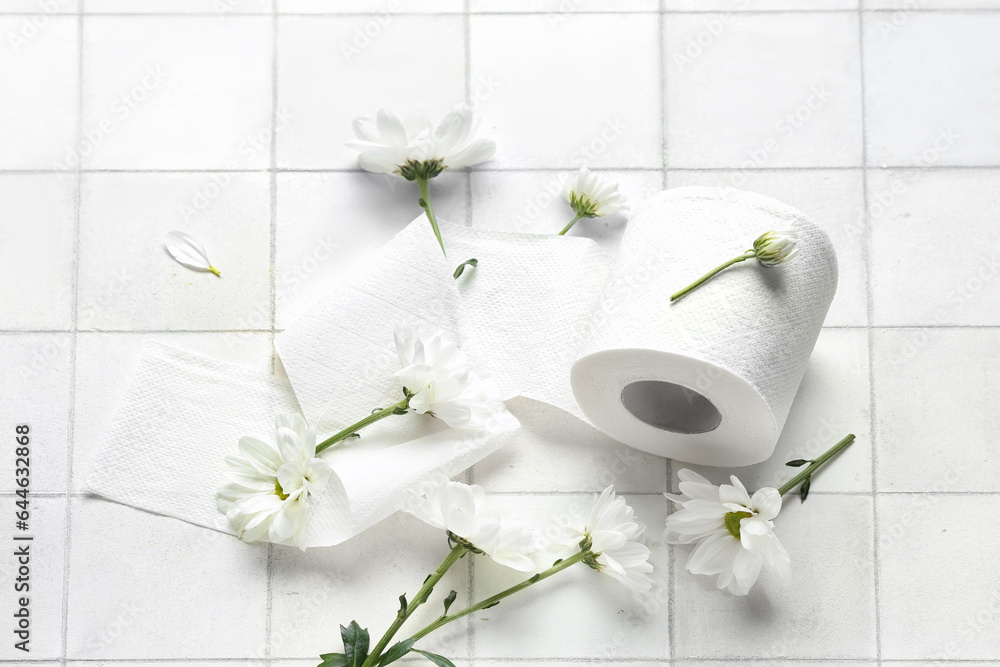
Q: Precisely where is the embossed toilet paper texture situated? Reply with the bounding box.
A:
[85,342,519,548]
[277,186,837,467]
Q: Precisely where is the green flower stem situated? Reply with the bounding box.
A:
[557,213,584,236]
[670,250,756,303]
[314,396,410,455]
[361,544,468,667]
[778,433,856,497]
[406,550,588,644]
[416,177,446,256]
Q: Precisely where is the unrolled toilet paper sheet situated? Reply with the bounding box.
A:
[86,343,519,548]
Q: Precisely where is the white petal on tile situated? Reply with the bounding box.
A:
[76,173,271,331]
[470,13,662,169]
[665,12,863,169]
[863,11,1000,167]
[874,328,1000,493]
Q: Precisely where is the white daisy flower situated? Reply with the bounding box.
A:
[664,469,791,596]
[552,486,654,593]
[402,473,537,572]
[565,167,627,216]
[394,323,501,430]
[217,413,333,550]
[752,229,800,266]
[348,104,494,182]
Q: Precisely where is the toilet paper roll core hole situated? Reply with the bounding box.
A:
[620,380,722,434]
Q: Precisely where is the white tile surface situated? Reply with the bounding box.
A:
[665,169,868,327]
[0,333,72,493]
[77,173,272,330]
[869,169,1000,326]
[470,13,662,169]
[0,14,78,169]
[874,328,1000,493]
[276,14,465,169]
[66,497,269,659]
[879,494,1000,660]
[673,495,877,660]
[665,12,863,169]
[2,2,999,664]
[0,496,66,661]
[863,11,1000,167]
[80,16,273,169]
[472,495,670,659]
[0,173,77,329]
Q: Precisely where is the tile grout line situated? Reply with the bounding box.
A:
[264,1,280,664]
[857,9,884,664]
[59,2,85,664]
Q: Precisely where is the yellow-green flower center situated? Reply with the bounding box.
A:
[274,479,289,501]
[724,511,753,540]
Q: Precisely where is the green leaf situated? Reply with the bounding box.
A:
[378,638,415,666]
[398,594,408,617]
[442,590,457,615]
[318,653,349,667]
[453,258,478,279]
[413,649,457,667]
[785,459,811,467]
[800,476,812,502]
[340,621,370,667]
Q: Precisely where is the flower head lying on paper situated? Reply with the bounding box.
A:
[665,433,855,596]
[217,414,332,549]
[217,324,501,548]
[348,104,495,256]
[319,481,656,667]
[669,228,800,303]
[558,167,628,236]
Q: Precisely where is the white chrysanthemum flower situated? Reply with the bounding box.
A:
[564,167,628,219]
[394,323,501,429]
[348,104,494,181]
[752,229,800,267]
[217,413,333,550]
[164,230,221,277]
[402,473,537,572]
[664,469,790,596]
[551,486,654,593]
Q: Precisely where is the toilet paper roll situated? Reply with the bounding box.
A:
[570,188,838,466]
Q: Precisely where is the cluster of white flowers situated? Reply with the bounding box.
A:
[348,104,496,181]
[394,323,502,430]
[664,469,790,596]
[403,476,655,594]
